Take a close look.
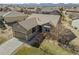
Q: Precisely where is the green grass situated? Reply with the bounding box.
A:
[40,39,74,55]
[15,39,74,55]
[15,45,45,55]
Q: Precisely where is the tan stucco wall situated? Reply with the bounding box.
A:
[14,31,26,39]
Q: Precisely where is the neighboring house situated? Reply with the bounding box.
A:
[72,19,79,30]
[67,12,79,20]
[7,7,16,11]
[2,7,11,12]
[0,11,27,23]
[41,7,59,14]
[0,12,6,16]
[3,11,27,23]
[12,14,61,40]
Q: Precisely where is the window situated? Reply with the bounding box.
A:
[43,25,51,32]
[32,27,36,33]
[45,28,50,32]
[37,26,42,32]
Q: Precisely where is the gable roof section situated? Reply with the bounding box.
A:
[49,15,60,27]
[3,11,26,17]
[2,11,27,23]
[19,17,38,31]
[67,12,79,19]
[0,12,7,16]
[19,14,60,31]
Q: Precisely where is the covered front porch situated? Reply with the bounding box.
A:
[26,23,53,48]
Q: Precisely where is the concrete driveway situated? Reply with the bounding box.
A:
[0,37,23,55]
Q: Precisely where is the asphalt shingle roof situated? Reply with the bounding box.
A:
[19,14,60,31]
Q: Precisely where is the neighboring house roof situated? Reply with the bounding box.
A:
[41,9,53,12]
[67,12,79,19]
[41,7,58,12]
[2,11,27,23]
[19,14,60,31]
[0,12,7,16]
[69,38,79,47]
[3,11,25,17]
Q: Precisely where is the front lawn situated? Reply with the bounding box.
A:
[14,39,74,55]
[14,44,45,55]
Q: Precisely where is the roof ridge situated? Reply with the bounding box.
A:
[36,17,40,25]
[3,12,11,17]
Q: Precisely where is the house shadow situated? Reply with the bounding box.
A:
[26,33,46,48]
[17,32,46,48]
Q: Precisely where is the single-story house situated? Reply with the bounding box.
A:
[67,12,79,20]
[3,11,27,23]
[0,12,6,16]
[0,11,27,23]
[12,14,61,40]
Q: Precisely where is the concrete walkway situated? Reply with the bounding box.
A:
[0,37,23,55]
